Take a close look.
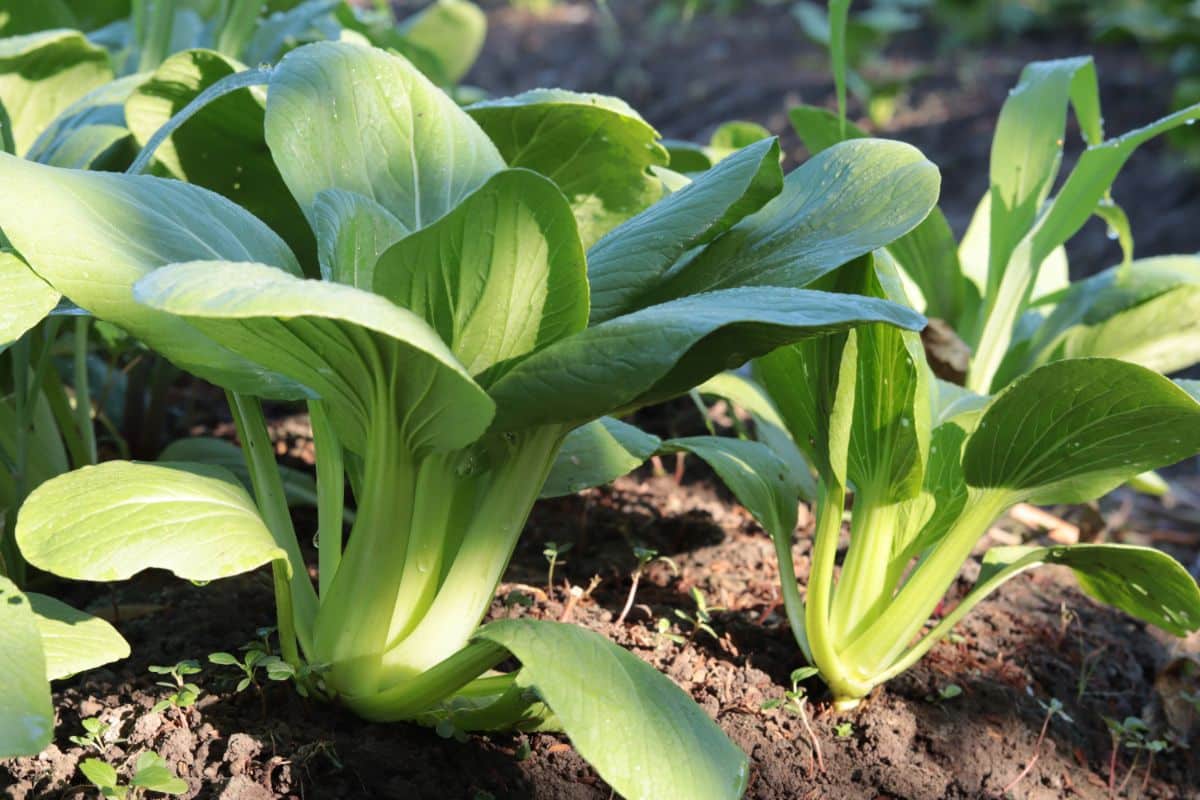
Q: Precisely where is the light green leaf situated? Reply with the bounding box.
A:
[1020,256,1200,376]
[391,0,486,86]
[0,154,305,397]
[79,758,117,790]
[587,137,783,324]
[312,189,408,288]
[373,169,588,379]
[25,73,144,169]
[126,48,317,273]
[540,417,661,498]
[133,261,494,455]
[158,436,320,511]
[242,0,342,66]
[0,251,59,349]
[978,544,1200,637]
[787,104,865,155]
[706,120,771,162]
[0,577,52,758]
[265,41,503,232]
[487,285,925,431]
[467,89,669,248]
[475,619,748,800]
[16,461,287,582]
[637,139,940,303]
[963,358,1200,504]
[27,593,129,680]
[0,30,112,156]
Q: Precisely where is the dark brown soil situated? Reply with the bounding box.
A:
[4,462,1199,799]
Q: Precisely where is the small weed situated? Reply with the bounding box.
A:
[761,667,824,774]
[79,750,187,799]
[148,661,201,715]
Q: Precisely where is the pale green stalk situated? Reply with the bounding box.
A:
[828,494,901,643]
[72,317,97,466]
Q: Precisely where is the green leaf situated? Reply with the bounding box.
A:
[486,285,925,431]
[133,260,494,455]
[475,619,748,800]
[540,417,662,498]
[977,544,1200,637]
[662,437,801,545]
[0,154,306,397]
[0,251,59,349]
[158,436,320,510]
[79,758,118,791]
[695,371,816,502]
[963,358,1200,504]
[25,73,144,169]
[390,0,486,86]
[27,593,129,680]
[241,0,343,66]
[706,120,771,162]
[16,461,288,582]
[373,169,589,379]
[1020,256,1200,376]
[312,189,408,288]
[586,137,783,324]
[265,41,503,232]
[787,104,866,155]
[125,48,317,274]
[636,139,940,303]
[0,577,52,758]
[467,89,669,248]
[0,0,77,35]
[0,30,112,156]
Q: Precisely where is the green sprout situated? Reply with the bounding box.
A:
[761,666,824,773]
[674,587,723,643]
[615,545,679,626]
[542,541,573,592]
[78,751,188,799]
[148,661,202,715]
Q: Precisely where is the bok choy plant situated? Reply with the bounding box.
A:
[1,41,940,791]
[789,3,1200,397]
[682,252,1200,709]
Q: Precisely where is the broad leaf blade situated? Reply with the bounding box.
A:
[0,578,51,758]
[0,251,59,349]
[963,358,1200,504]
[0,154,305,397]
[467,89,669,248]
[134,261,494,454]
[540,417,661,498]
[487,285,926,431]
[25,73,145,170]
[312,189,408,288]
[159,436,320,510]
[27,593,129,680]
[475,619,748,800]
[640,138,940,302]
[125,48,317,274]
[17,461,287,582]
[587,137,783,324]
[391,0,486,86]
[0,30,112,156]
[265,41,503,232]
[373,169,589,379]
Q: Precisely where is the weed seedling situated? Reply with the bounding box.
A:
[1001,697,1072,795]
[674,587,723,643]
[542,541,572,592]
[79,751,188,798]
[928,683,962,703]
[834,721,854,739]
[615,546,679,626]
[148,661,202,716]
[656,617,686,646]
[1105,716,1171,797]
[761,667,824,774]
[69,717,118,755]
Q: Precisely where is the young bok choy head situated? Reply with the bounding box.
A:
[683,253,1200,709]
[1,41,940,793]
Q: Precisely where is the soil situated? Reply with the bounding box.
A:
[6,3,1200,799]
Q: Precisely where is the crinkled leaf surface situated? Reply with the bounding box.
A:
[0,154,305,397]
[540,417,661,498]
[126,48,317,273]
[27,593,129,680]
[586,137,783,324]
[373,169,589,379]
[265,41,503,232]
[467,89,669,248]
[16,461,287,583]
[475,619,748,800]
[0,251,59,349]
[486,285,925,431]
[0,577,51,758]
[964,358,1200,504]
[638,139,940,303]
[0,30,112,156]
[134,261,493,455]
